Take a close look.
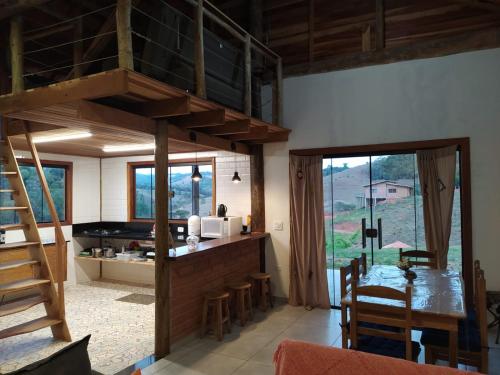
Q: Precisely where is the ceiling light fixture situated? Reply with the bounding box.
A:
[102,143,156,153]
[231,143,241,184]
[190,132,202,182]
[33,131,92,144]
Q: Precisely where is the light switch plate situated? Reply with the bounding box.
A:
[273,221,284,231]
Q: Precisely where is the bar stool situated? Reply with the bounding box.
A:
[250,272,273,311]
[227,281,253,326]
[201,290,231,341]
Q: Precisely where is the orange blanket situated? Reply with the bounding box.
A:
[273,340,480,375]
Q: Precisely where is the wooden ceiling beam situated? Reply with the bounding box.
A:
[284,26,500,77]
[5,119,64,136]
[170,109,226,128]
[225,126,268,141]
[167,124,250,154]
[200,120,250,135]
[452,0,500,12]
[131,96,191,118]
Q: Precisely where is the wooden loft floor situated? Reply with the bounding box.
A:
[0,68,290,157]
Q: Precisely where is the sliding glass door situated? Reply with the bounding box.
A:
[323,152,462,307]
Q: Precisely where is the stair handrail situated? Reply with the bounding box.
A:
[24,128,66,319]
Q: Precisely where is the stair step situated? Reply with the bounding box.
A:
[0,259,39,272]
[0,295,47,317]
[0,241,40,250]
[0,206,28,211]
[0,171,17,177]
[0,316,62,339]
[0,223,28,231]
[0,278,51,294]
[0,189,16,194]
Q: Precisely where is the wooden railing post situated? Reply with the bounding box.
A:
[116,0,134,70]
[244,34,252,116]
[362,24,371,52]
[155,121,170,357]
[272,58,283,126]
[9,15,24,94]
[25,130,66,319]
[194,0,206,98]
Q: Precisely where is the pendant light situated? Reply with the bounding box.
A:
[190,132,202,182]
[231,143,241,183]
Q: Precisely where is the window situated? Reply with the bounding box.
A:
[388,188,397,193]
[371,188,377,193]
[0,160,72,226]
[129,159,215,221]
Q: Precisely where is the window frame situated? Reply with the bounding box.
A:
[15,158,73,228]
[127,158,216,223]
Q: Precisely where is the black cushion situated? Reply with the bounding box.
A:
[7,335,92,375]
[351,336,421,360]
[420,319,481,352]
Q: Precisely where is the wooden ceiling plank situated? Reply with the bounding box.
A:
[0,0,50,20]
[170,109,226,128]
[200,120,250,135]
[5,119,64,136]
[131,96,191,118]
[284,26,500,77]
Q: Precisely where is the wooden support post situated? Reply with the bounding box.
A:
[250,144,265,233]
[155,120,170,357]
[116,0,134,70]
[376,0,385,50]
[194,0,206,98]
[10,15,24,94]
[308,0,315,65]
[244,34,252,116]
[73,16,83,78]
[362,24,371,52]
[272,58,283,126]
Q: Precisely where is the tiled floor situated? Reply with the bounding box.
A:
[0,281,155,375]
[143,303,500,375]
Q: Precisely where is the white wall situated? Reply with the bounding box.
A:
[5,151,101,284]
[101,151,251,222]
[264,48,500,297]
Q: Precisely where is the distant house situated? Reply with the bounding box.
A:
[361,180,413,207]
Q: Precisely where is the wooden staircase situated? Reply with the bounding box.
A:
[0,135,71,341]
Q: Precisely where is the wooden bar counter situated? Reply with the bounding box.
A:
[168,232,268,343]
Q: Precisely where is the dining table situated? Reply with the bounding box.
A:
[341,265,467,367]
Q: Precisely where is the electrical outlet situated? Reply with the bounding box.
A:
[273,221,284,231]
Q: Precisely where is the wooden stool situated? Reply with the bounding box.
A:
[201,290,231,341]
[250,272,273,311]
[227,281,253,326]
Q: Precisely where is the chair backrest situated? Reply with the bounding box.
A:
[340,258,359,298]
[350,283,413,361]
[355,252,367,276]
[399,249,437,268]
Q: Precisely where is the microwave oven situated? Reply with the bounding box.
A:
[201,216,242,239]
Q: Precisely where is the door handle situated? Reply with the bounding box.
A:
[378,218,383,249]
[362,218,366,249]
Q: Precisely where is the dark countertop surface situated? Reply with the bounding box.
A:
[166,232,269,260]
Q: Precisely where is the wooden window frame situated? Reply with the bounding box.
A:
[127,158,216,223]
[290,137,473,308]
[16,158,73,228]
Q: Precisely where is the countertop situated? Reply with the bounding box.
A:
[75,232,269,264]
[167,232,269,260]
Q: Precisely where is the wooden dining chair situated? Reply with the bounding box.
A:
[420,268,489,373]
[399,249,437,268]
[340,258,359,348]
[355,252,368,277]
[350,283,420,361]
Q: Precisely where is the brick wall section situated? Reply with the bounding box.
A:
[170,239,261,343]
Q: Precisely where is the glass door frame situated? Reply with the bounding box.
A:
[296,138,474,309]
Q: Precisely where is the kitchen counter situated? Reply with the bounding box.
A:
[167,232,269,260]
